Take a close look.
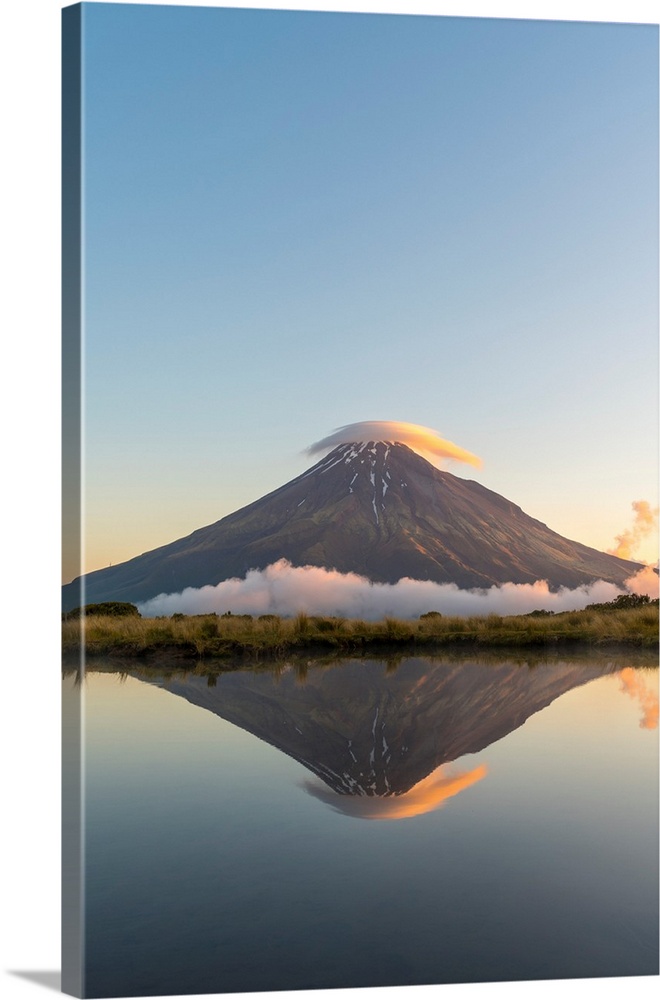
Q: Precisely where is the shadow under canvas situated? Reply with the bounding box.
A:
[9,972,62,993]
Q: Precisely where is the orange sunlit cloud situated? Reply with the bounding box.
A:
[618,668,659,730]
[624,565,659,599]
[304,762,487,820]
[609,500,659,561]
[307,421,482,468]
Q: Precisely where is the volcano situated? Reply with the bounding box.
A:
[62,441,641,609]
[136,655,620,814]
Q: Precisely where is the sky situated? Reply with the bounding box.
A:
[70,2,659,578]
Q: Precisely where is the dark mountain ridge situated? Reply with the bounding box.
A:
[62,441,641,609]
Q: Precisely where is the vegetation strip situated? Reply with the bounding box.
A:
[62,596,659,659]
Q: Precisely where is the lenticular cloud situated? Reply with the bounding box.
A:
[307,421,482,468]
[137,559,637,619]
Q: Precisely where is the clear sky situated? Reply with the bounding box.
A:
[77,2,658,577]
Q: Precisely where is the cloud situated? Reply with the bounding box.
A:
[623,565,659,599]
[307,421,482,468]
[609,500,659,561]
[138,559,629,619]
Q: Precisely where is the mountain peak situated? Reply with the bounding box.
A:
[303,441,433,526]
[62,439,643,609]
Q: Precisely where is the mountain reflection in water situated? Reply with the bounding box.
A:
[75,653,658,995]
[134,654,642,819]
[305,761,488,819]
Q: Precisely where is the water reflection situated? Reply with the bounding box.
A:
[72,652,658,994]
[124,653,653,819]
[305,761,488,819]
[619,667,659,729]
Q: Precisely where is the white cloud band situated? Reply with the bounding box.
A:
[137,559,656,619]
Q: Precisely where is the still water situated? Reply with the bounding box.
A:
[67,652,659,997]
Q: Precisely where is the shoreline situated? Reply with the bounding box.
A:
[61,604,659,663]
[62,638,659,668]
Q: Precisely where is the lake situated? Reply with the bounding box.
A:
[64,651,659,997]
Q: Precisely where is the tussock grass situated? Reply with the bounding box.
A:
[61,603,659,661]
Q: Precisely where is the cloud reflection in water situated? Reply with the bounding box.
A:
[303,763,487,820]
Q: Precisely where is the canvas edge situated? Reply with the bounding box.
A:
[62,3,84,997]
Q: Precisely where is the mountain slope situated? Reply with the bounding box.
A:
[62,441,641,609]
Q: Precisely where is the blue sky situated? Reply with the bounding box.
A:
[78,2,658,574]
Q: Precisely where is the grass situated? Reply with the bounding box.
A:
[61,603,659,661]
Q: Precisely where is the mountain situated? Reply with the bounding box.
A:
[62,440,641,609]
[138,655,619,814]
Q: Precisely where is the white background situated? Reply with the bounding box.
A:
[0,2,658,1000]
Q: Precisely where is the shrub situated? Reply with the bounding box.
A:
[293,612,310,636]
[144,625,173,645]
[199,619,219,638]
[311,616,345,632]
[310,617,331,632]
[65,602,141,619]
[585,593,656,612]
[384,617,412,640]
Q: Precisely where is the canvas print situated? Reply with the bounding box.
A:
[62,3,659,997]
